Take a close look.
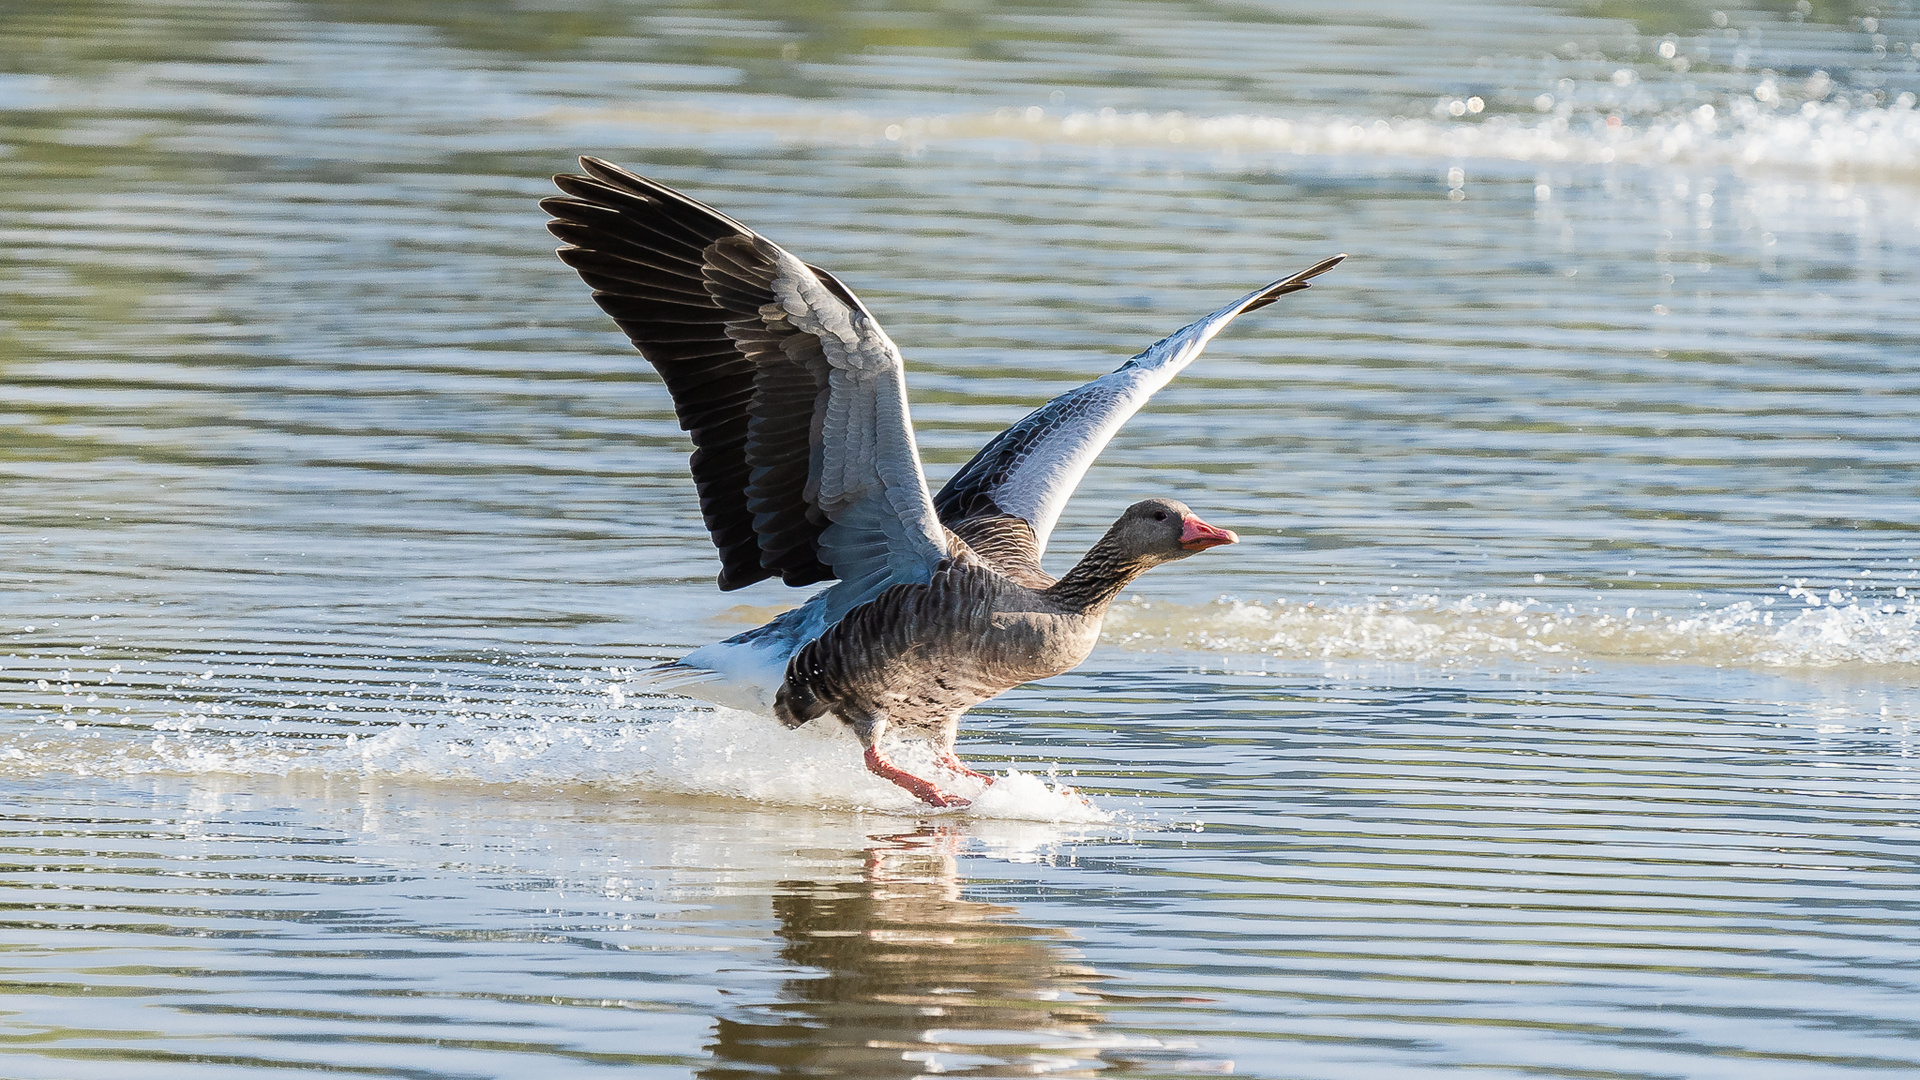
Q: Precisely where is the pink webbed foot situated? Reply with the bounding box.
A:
[938,750,994,785]
[864,746,970,808]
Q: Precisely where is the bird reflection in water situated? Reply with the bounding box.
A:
[702,827,1109,1078]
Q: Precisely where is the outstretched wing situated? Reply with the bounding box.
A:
[933,255,1346,559]
[542,158,948,615]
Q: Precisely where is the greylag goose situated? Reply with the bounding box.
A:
[542,158,1342,807]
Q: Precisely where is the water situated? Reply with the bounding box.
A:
[4,0,1920,1076]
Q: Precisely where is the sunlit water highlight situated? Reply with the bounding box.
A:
[1109,587,1920,668]
[576,92,1920,179]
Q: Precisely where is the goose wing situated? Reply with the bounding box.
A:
[933,255,1345,563]
[542,158,948,618]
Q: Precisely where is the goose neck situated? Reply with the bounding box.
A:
[1043,535,1154,613]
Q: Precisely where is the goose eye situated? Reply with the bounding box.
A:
[1152,510,1167,521]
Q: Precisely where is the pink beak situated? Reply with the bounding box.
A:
[1178,515,1239,551]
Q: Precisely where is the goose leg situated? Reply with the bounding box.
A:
[866,746,968,808]
[934,715,993,784]
[847,706,968,809]
[937,750,994,785]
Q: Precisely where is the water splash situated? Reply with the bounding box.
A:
[1105,588,1920,669]
[0,675,1109,823]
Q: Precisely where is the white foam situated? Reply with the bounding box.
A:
[3,691,1109,824]
[1104,589,1920,670]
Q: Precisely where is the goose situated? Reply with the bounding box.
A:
[542,158,1342,807]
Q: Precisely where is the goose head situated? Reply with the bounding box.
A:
[1110,498,1238,565]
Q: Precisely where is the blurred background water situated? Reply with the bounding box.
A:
[4,1,1920,1077]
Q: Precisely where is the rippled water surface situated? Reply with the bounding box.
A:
[5,1,1920,1076]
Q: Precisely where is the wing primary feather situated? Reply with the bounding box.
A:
[547,159,951,617]
[1241,253,1347,312]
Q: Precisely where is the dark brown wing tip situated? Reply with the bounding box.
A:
[1304,252,1349,276]
[1244,253,1349,312]
[549,155,603,186]
[1277,253,1347,290]
[537,193,598,217]
[546,157,649,198]
[577,156,648,191]
[559,158,762,241]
